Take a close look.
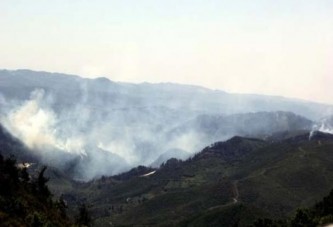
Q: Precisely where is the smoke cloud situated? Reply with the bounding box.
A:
[0,75,331,180]
[0,88,205,180]
[3,90,86,156]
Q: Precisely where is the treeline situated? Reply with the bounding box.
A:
[0,153,90,227]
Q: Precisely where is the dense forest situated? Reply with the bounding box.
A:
[0,153,89,227]
[251,190,333,226]
[2,150,333,226]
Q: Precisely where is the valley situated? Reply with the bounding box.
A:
[1,70,333,226]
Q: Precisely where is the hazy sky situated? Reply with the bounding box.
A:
[1,0,332,104]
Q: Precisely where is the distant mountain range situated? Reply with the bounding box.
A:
[1,69,332,119]
[1,69,333,180]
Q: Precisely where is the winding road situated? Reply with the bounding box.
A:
[207,180,239,211]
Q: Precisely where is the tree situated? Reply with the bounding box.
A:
[35,166,51,198]
[76,203,91,227]
[290,209,316,227]
[20,166,30,182]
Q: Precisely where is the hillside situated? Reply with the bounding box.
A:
[0,124,37,163]
[54,131,333,226]
[2,119,333,226]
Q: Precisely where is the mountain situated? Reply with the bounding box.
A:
[53,130,333,226]
[1,69,332,119]
[1,69,331,179]
[2,69,333,226]
[2,117,333,226]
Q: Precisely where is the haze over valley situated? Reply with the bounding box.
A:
[0,69,332,180]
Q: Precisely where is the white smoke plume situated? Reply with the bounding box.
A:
[0,88,204,180]
[309,115,333,140]
[3,90,86,155]
[318,125,333,134]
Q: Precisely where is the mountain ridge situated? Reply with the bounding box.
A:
[3,69,333,106]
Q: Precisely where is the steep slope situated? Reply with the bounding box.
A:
[0,124,37,163]
[59,131,333,226]
[251,188,333,226]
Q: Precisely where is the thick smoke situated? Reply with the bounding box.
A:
[1,88,204,180]
[3,90,86,155]
[309,115,333,139]
[0,73,331,180]
[318,125,333,134]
